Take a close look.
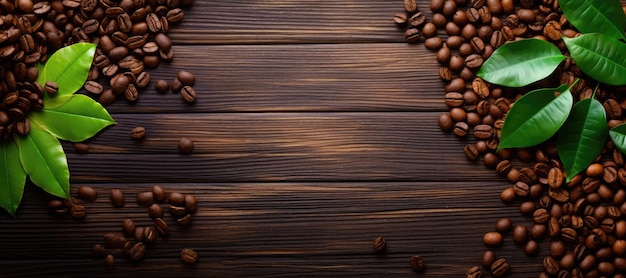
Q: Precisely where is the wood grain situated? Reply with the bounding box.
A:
[0,0,588,277]
[101,43,446,113]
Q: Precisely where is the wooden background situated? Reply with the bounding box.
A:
[0,0,590,277]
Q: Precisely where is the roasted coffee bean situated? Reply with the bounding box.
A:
[444,92,464,107]
[430,0,445,12]
[70,204,86,219]
[130,126,146,140]
[496,160,512,175]
[403,0,417,13]
[404,28,420,43]
[482,250,496,268]
[393,13,407,26]
[185,194,197,212]
[525,240,540,256]
[127,242,146,261]
[136,191,154,206]
[534,208,550,224]
[180,86,197,103]
[104,254,114,270]
[122,218,135,235]
[84,80,103,95]
[177,213,192,225]
[143,226,156,243]
[483,231,503,247]
[491,258,510,277]
[446,36,463,50]
[490,30,505,47]
[424,37,443,51]
[155,79,170,94]
[464,144,479,161]
[77,186,97,202]
[110,188,125,207]
[544,20,562,41]
[466,266,483,278]
[151,185,166,202]
[513,224,529,245]
[148,203,164,219]
[436,46,451,64]
[495,217,512,233]
[169,205,188,218]
[472,77,489,98]
[178,137,194,154]
[409,255,425,272]
[45,81,58,95]
[465,54,483,69]
[154,217,169,237]
[438,113,453,131]
[409,12,426,28]
[180,248,198,264]
[453,122,469,137]
[543,256,559,275]
[124,84,139,102]
[473,124,492,139]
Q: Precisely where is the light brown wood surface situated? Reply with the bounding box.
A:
[0,0,587,277]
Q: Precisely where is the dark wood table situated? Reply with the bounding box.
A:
[0,0,576,276]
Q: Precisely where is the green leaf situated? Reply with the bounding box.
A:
[564,34,626,86]
[29,94,116,142]
[477,39,566,87]
[498,84,572,150]
[559,0,626,40]
[36,42,96,103]
[611,124,626,155]
[0,140,27,216]
[557,98,608,181]
[15,128,70,198]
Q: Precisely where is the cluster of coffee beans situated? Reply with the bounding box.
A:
[48,184,198,270]
[0,0,196,140]
[395,0,626,276]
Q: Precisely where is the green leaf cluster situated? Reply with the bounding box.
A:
[0,43,116,216]
[476,0,626,181]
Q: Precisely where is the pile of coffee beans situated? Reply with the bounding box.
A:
[48,184,199,269]
[395,0,626,276]
[0,0,196,140]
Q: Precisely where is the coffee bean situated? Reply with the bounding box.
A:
[155,79,170,94]
[525,240,539,256]
[442,0,457,18]
[154,217,169,237]
[177,213,192,225]
[543,256,559,275]
[180,248,198,264]
[45,81,58,95]
[151,185,166,202]
[404,28,420,43]
[465,54,483,69]
[70,204,86,219]
[178,137,194,154]
[513,224,529,245]
[393,13,407,26]
[127,242,146,261]
[533,208,550,224]
[110,188,125,207]
[77,185,98,202]
[483,231,503,247]
[424,37,443,51]
[136,191,154,206]
[409,255,425,272]
[148,203,164,219]
[491,258,509,277]
[184,194,197,213]
[169,205,188,218]
[122,218,135,235]
[409,12,426,28]
[438,113,453,131]
[143,226,156,243]
[180,86,197,103]
[104,254,114,270]
[130,126,146,140]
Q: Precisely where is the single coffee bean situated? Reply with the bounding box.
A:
[180,86,197,103]
[393,13,407,26]
[148,203,164,219]
[444,92,464,107]
[130,126,146,140]
[446,35,463,50]
[464,144,479,161]
[465,54,483,69]
[77,186,98,202]
[403,0,417,13]
[404,28,420,43]
[372,236,386,253]
[178,137,194,154]
[180,248,198,264]
[513,224,529,245]
[436,46,451,64]
[543,256,559,275]
[177,214,193,225]
[184,194,197,212]
[453,122,469,137]
[127,242,146,261]
[152,185,166,202]
[421,22,437,38]
[496,160,512,175]
[104,254,114,270]
[525,240,540,256]
[533,208,550,224]
[483,231,503,247]
[409,12,427,28]
[45,81,58,95]
[84,81,103,95]
[136,191,154,206]
[154,217,169,237]
[122,218,135,235]
[70,204,86,219]
[146,13,163,33]
[110,188,125,207]
[544,20,562,41]
[155,79,170,94]
[449,55,464,72]
[491,258,510,277]
[169,205,188,218]
[143,226,157,243]
[409,255,425,272]
[466,265,482,278]
[495,217,512,233]
[424,37,443,51]
[473,124,493,139]
[438,113,453,131]
[136,72,151,89]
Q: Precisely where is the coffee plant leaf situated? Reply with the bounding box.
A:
[610,123,626,156]
[497,84,572,150]
[564,34,626,86]
[37,43,96,103]
[15,128,70,199]
[557,98,608,181]
[29,94,116,142]
[477,39,566,87]
[0,140,27,216]
[560,0,626,40]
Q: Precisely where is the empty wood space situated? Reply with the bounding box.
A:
[0,0,579,277]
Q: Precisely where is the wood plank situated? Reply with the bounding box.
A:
[168,0,413,44]
[62,112,509,183]
[0,182,544,277]
[100,43,446,113]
